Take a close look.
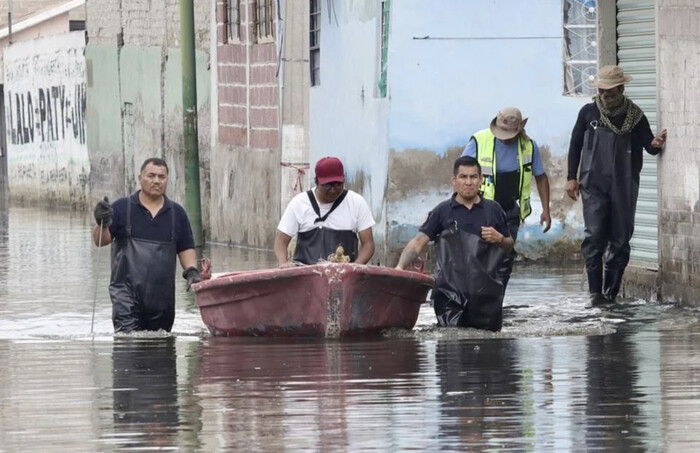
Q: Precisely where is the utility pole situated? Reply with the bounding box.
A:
[179,0,203,246]
[8,0,13,44]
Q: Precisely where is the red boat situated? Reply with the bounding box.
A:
[192,263,434,337]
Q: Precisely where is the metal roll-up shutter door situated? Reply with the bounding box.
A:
[617,0,658,269]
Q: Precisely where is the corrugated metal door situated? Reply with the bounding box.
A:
[616,0,658,269]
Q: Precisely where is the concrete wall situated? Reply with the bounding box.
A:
[210,0,280,248]
[86,0,210,228]
[279,1,310,215]
[308,1,390,260]
[657,0,700,306]
[385,0,591,264]
[3,31,88,208]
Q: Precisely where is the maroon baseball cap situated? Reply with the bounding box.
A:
[315,157,345,184]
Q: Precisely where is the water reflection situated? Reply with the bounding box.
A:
[195,337,425,451]
[110,337,181,449]
[585,332,645,451]
[436,339,524,450]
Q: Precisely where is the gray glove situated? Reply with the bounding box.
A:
[93,196,113,227]
[183,266,202,291]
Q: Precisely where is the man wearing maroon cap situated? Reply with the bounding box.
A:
[274,156,376,266]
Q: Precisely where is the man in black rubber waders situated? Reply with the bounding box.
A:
[396,156,514,331]
[92,157,201,333]
[566,65,667,306]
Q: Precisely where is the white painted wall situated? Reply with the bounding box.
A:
[309,1,390,243]
[4,31,89,206]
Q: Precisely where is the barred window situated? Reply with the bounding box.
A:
[227,0,241,42]
[563,0,597,96]
[255,0,275,42]
[310,0,321,86]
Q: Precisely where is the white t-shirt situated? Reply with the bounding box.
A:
[277,189,376,237]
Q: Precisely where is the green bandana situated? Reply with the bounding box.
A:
[593,95,644,136]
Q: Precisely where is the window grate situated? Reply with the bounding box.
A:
[310,0,321,86]
[255,0,275,41]
[563,0,597,96]
[227,0,241,42]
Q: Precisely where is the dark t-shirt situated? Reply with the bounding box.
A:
[108,191,195,253]
[567,102,660,180]
[419,195,510,241]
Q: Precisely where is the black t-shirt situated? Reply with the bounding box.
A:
[567,102,660,180]
[419,195,510,241]
[109,191,195,253]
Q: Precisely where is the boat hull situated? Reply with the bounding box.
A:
[193,263,434,337]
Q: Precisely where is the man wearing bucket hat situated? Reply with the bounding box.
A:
[274,156,376,267]
[461,107,551,291]
[566,65,667,306]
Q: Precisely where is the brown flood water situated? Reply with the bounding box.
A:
[1,205,700,452]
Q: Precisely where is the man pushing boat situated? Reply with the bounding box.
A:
[395,156,513,331]
[274,156,376,267]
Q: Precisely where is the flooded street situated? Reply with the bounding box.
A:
[2,205,700,451]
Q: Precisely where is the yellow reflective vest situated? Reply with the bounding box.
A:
[472,129,533,221]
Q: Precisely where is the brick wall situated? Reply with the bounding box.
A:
[216,0,279,149]
[85,0,122,46]
[657,1,700,305]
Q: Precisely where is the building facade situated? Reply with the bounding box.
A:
[2,0,696,305]
[0,0,87,206]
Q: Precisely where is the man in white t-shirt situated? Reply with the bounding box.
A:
[274,156,376,267]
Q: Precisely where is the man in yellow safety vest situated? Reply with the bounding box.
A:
[461,107,551,290]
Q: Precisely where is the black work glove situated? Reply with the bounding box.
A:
[183,266,202,291]
[93,196,113,227]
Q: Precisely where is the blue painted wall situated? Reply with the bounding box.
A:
[388,0,588,156]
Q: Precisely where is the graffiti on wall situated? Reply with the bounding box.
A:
[5,83,86,146]
[3,31,89,206]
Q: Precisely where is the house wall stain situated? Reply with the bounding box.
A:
[207,146,280,249]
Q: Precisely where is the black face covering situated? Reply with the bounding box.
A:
[601,92,625,111]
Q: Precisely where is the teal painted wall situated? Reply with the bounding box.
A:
[85,45,210,215]
[119,46,163,193]
[86,45,124,201]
